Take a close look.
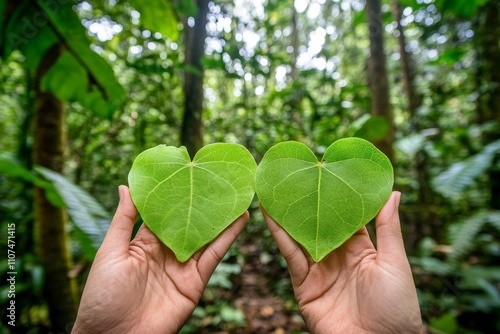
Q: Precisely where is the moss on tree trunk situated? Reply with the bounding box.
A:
[33,43,78,331]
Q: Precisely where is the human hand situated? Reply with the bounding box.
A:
[262,192,424,334]
[72,185,248,334]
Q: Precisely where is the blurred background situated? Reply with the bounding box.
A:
[1,0,499,333]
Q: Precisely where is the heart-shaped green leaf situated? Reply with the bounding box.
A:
[255,137,394,262]
[128,143,257,262]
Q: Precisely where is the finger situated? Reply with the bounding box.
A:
[100,185,138,254]
[375,191,407,261]
[195,211,249,284]
[261,205,310,287]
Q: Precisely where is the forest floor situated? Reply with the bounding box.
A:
[193,230,309,333]
[232,242,308,334]
[191,206,310,334]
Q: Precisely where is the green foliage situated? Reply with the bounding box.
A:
[429,312,458,334]
[0,154,110,259]
[207,262,241,289]
[181,303,246,333]
[35,166,110,260]
[1,0,500,331]
[128,143,257,262]
[128,0,179,41]
[396,129,439,159]
[181,248,247,333]
[434,0,491,19]
[433,48,467,66]
[447,210,500,266]
[432,140,500,197]
[41,51,88,101]
[412,174,500,333]
[0,152,51,330]
[351,115,389,142]
[36,0,125,117]
[0,153,64,207]
[255,138,394,262]
[1,0,125,118]
[411,219,500,333]
[1,1,58,69]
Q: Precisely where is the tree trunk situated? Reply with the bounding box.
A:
[391,0,421,126]
[180,0,209,158]
[365,0,395,164]
[391,0,441,246]
[34,44,78,331]
[476,1,500,210]
[287,5,304,140]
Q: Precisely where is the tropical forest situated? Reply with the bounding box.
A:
[0,0,499,333]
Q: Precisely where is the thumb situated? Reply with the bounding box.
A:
[99,185,138,255]
[260,205,309,286]
[375,192,408,262]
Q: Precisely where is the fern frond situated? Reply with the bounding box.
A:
[433,139,500,197]
[488,214,500,233]
[448,210,500,265]
[35,166,111,259]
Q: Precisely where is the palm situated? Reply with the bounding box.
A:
[73,186,248,334]
[262,192,424,334]
[89,229,206,333]
[295,230,419,333]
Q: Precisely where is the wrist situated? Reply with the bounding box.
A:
[71,316,124,334]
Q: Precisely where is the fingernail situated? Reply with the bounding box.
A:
[118,185,124,201]
[395,191,401,207]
